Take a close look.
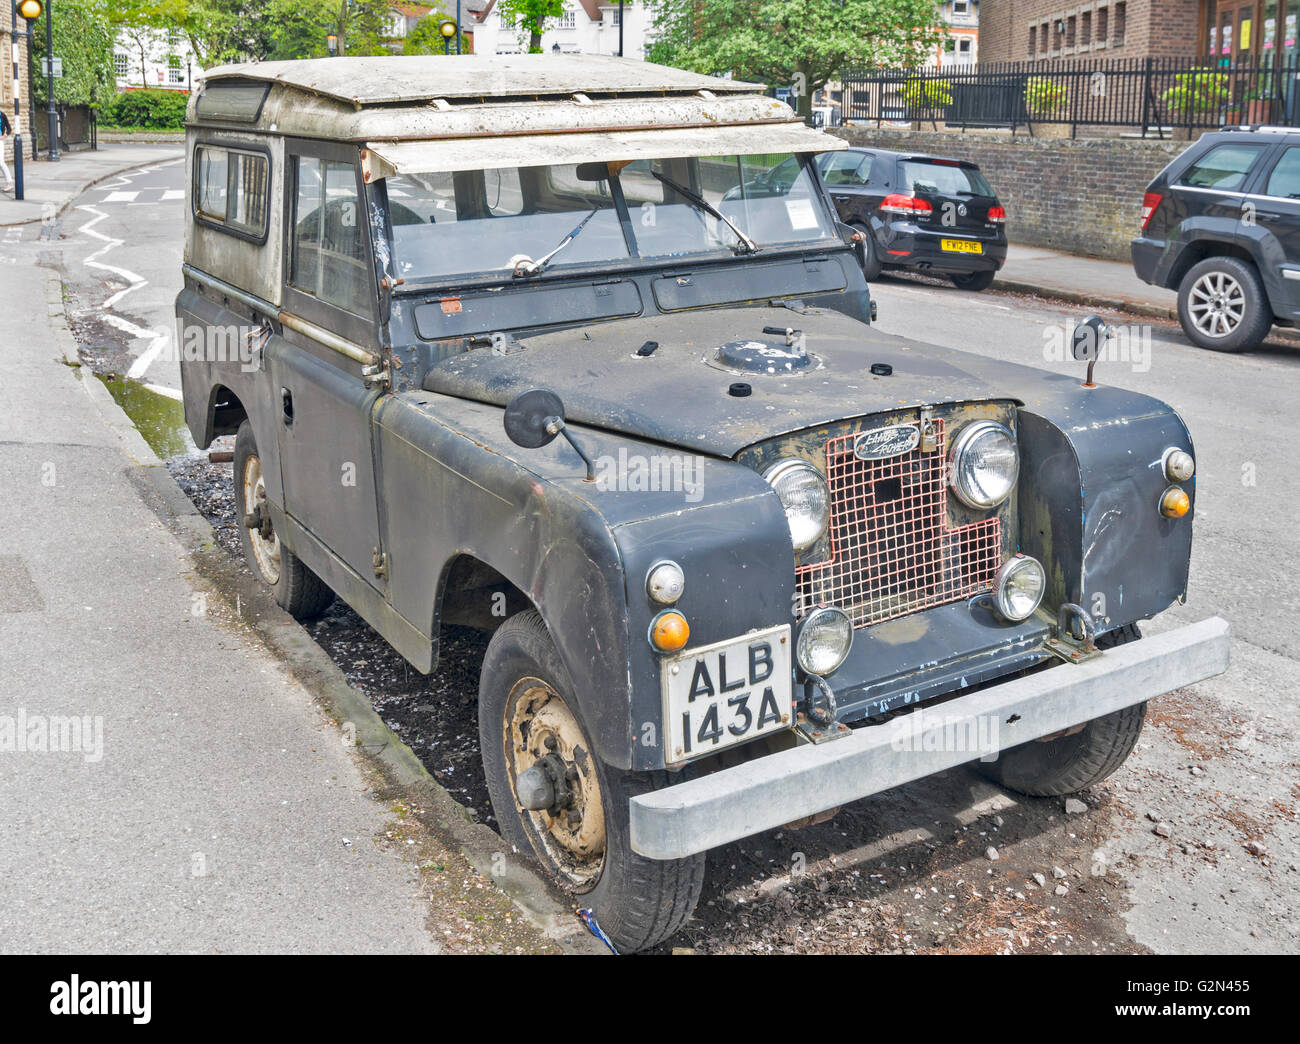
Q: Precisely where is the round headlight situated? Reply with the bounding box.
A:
[991,555,1046,622]
[796,606,853,675]
[949,421,1019,509]
[646,560,685,604]
[763,459,830,553]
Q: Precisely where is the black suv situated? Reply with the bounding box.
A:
[1133,126,1300,352]
[814,147,1008,290]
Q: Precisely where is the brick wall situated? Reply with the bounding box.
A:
[980,0,1201,64]
[833,125,1190,259]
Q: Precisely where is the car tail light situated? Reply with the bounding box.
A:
[881,193,933,217]
[987,205,1006,224]
[1141,192,1163,231]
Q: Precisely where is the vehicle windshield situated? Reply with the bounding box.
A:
[385,153,837,284]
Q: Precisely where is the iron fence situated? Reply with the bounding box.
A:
[841,57,1300,137]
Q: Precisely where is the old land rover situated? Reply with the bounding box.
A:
[177,55,1229,953]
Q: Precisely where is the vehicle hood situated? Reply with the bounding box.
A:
[421,305,1096,456]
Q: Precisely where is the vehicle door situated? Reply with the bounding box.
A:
[817,150,877,224]
[268,140,386,590]
[1246,140,1300,310]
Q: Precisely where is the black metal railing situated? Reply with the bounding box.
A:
[841,57,1300,137]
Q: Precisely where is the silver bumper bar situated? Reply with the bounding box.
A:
[630,616,1230,859]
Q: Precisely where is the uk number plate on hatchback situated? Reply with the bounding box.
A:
[662,625,793,765]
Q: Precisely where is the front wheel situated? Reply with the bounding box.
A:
[232,421,334,620]
[950,269,996,291]
[479,610,705,953]
[976,623,1146,796]
[1177,256,1272,352]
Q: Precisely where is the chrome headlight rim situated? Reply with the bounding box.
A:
[991,554,1046,622]
[796,605,854,676]
[949,420,1020,510]
[762,458,831,554]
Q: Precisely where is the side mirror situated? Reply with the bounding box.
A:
[1071,314,1110,388]
[504,389,596,480]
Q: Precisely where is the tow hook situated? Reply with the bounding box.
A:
[242,501,274,541]
[795,674,850,744]
[515,752,575,814]
[1044,602,1102,664]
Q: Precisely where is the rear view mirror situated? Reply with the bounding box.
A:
[503,389,596,480]
[574,162,611,183]
[1071,314,1109,361]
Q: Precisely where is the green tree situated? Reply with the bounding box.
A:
[403,14,459,54]
[647,0,946,117]
[30,0,116,107]
[263,0,394,59]
[498,0,566,53]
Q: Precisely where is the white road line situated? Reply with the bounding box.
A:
[75,197,169,380]
[143,382,183,401]
[102,190,140,203]
[161,189,184,201]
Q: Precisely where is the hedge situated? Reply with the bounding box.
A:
[98,89,188,130]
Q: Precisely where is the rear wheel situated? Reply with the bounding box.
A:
[950,269,996,291]
[232,421,334,620]
[976,623,1146,796]
[479,610,705,953]
[1177,256,1272,352]
[851,221,882,280]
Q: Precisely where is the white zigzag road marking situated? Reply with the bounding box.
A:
[76,172,170,380]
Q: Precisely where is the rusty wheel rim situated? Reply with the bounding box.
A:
[241,453,281,586]
[504,678,606,890]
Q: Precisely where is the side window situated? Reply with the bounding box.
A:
[194,145,268,238]
[289,155,372,318]
[1177,144,1267,191]
[1265,146,1300,199]
[823,152,872,186]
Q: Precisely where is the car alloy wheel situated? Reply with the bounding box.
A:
[1187,270,1245,338]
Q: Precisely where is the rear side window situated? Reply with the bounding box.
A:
[194,145,268,239]
[289,156,371,317]
[1265,147,1300,199]
[899,160,993,196]
[822,152,872,187]
[1177,144,1266,191]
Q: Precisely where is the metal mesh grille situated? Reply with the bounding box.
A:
[795,419,1001,627]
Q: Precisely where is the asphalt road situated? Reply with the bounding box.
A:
[56,156,1299,953]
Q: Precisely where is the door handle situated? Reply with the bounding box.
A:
[281,387,294,426]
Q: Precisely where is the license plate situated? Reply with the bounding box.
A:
[941,238,982,254]
[662,625,793,765]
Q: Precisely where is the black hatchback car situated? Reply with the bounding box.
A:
[1132,126,1300,352]
[811,147,1008,290]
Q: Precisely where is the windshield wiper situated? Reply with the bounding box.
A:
[509,205,602,277]
[648,170,759,254]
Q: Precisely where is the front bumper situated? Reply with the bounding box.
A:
[630,616,1230,859]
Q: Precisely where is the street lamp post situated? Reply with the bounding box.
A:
[438,18,457,55]
[618,0,623,58]
[327,32,338,56]
[13,0,44,192]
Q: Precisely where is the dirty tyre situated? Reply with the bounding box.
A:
[232,421,334,620]
[1177,256,1271,352]
[852,222,882,280]
[479,610,705,953]
[950,269,996,292]
[976,624,1145,797]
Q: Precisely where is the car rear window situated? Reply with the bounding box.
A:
[899,160,993,197]
[1177,144,1267,191]
[1265,146,1300,199]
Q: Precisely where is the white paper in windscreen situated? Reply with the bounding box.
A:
[784,197,818,230]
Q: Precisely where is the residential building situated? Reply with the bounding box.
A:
[464,0,651,57]
[387,3,439,39]
[936,0,980,66]
[114,26,196,92]
[979,0,1197,63]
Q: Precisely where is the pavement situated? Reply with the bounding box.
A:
[996,243,1178,318]
[0,144,184,227]
[0,264,601,954]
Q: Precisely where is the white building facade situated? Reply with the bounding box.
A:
[467,1,651,58]
[113,27,198,92]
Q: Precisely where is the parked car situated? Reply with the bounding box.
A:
[813,146,1008,290]
[179,55,1227,953]
[1132,126,1300,352]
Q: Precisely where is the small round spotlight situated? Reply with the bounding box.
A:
[646,561,686,605]
[991,555,1046,622]
[796,606,853,675]
[1164,449,1195,483]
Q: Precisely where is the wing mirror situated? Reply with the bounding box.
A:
[503,389,596,480]
[1071,314,1110,388]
